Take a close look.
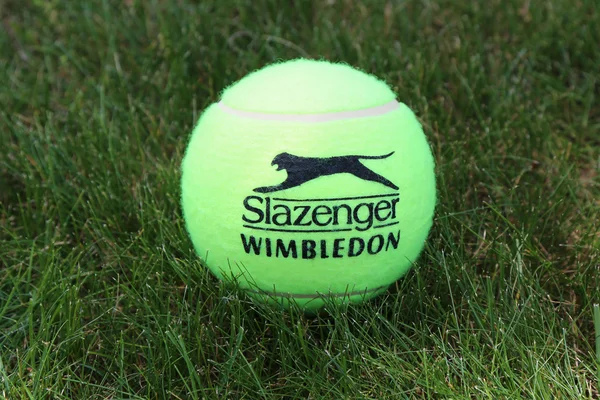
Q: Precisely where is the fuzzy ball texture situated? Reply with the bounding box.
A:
[181,59,436,311]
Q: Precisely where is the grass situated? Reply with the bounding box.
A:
[1,0,599,398]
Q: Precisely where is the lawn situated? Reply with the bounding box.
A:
[1,0,599,398]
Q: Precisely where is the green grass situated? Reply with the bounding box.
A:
[1,0,599,398]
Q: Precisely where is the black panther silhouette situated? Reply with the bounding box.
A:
[253,152,398,193]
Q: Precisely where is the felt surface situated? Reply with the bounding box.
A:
[181,60,436,311]
[221,59,396,114]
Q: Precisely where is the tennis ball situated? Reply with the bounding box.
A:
[181,59,436,312]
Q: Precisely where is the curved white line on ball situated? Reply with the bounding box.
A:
[217,100,400,123]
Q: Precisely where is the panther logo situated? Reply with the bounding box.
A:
[253,152,398,193]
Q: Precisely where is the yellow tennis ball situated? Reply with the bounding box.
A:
[181,59,436,312]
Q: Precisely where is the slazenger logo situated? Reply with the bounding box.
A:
[240,152,401,259]
[253,152,399,192]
